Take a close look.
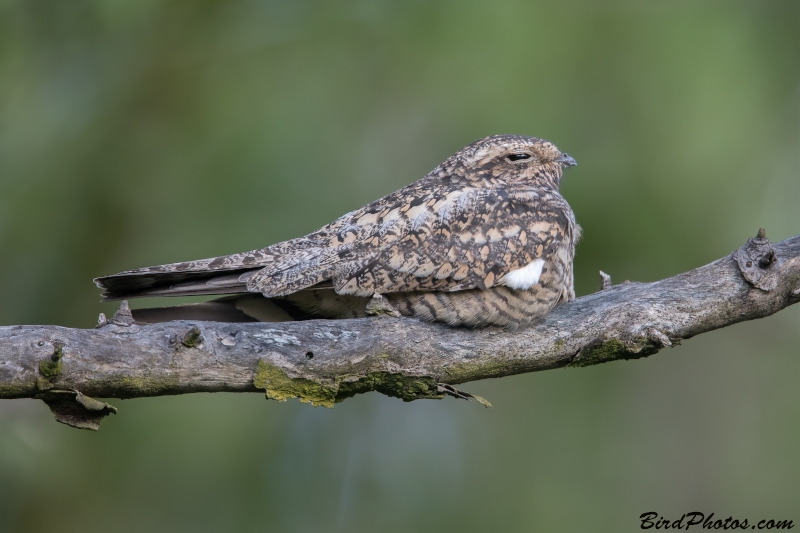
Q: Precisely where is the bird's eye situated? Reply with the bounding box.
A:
[507,153,531,162]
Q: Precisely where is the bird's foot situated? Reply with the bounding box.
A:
[365,294,402,318]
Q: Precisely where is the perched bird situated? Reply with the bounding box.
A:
[96,134,579,328]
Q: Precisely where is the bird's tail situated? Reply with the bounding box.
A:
[129,294,295,323]
[127,291,369,323]
[94,251,272,301]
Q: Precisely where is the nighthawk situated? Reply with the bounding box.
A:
[96,134,579,328]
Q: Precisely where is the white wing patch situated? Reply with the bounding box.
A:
[502,258,545,290]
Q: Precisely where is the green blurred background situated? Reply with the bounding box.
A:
[1,1,798,531]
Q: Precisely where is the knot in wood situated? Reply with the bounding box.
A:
[733,230,779,291]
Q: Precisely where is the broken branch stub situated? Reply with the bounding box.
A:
[733,228,780,291]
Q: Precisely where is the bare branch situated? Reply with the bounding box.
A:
[2,230,799,430]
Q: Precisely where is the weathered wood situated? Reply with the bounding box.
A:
[2,230,799,430]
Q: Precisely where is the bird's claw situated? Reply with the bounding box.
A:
[365,294,402,318]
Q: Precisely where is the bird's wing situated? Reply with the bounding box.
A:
[96,181,574,301]
[246,182,575,298]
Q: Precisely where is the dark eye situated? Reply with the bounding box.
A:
[507,153,531,162]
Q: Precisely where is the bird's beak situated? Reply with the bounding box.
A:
[556,153,577,167]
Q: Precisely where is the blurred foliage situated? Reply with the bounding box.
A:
[0,1,798,532]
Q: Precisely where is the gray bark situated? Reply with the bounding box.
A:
[1,229,799,430]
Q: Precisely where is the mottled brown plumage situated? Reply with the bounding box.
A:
[96,134,579,328]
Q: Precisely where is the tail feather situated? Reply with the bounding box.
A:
[127,292,368,323]
[131,295,295,323]
[94,243,336,301]
[95,268,259,301]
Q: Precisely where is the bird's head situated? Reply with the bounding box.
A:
[438,134,576,189]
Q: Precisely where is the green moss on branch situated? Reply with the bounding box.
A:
[253,360,442,407]
[38,343,63,378]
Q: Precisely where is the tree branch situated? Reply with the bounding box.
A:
[2,230,799,429]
